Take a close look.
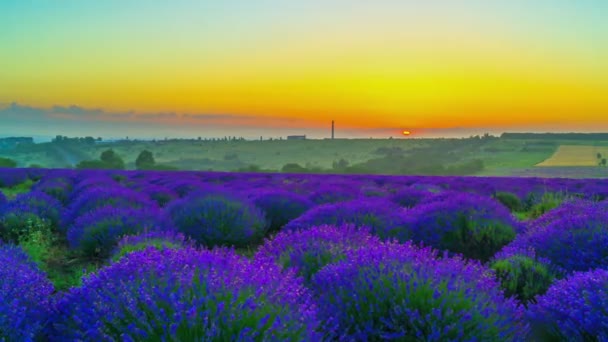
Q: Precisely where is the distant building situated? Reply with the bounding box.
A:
[287,135,306,140]
[0,137,34,149]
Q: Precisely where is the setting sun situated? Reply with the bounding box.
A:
[402,130,411,136]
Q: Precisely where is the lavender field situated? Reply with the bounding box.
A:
[1,167,608,341]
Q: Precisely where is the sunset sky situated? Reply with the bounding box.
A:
[1,1,607,139]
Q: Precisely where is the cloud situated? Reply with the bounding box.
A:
[0,102,318,128]
[50,105,104,115]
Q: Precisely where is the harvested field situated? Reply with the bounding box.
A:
[536,145,608,166]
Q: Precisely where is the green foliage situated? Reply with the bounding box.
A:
[76,149,125,170]
[0,179,35,199]
[135,150,155,170]
[281,163,307,173]
[18,224,96,291]
[441,218,517,262]
[491,256,556,305]
[0,157,17,168]
[0,213,51,243]
[76,160,110,169]
[111,240,181,262]
[527,192,570,220]
[494,192,522,212]
[18,221,55,267]
[100,149,125,169]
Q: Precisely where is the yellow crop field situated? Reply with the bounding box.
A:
[536,145,608,166]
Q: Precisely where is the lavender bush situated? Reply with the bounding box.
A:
[251,190,314,233]
[256,224,382,283]
[51,247,319,341]
[403,193,520,262]
[0,191,62,242]
[528,268,608,341]
[312,241,528,341]
[111,230,192,262]
[61,186,157,229]
[167,192,269,248]
[283,199,411,242]
[67,206,174,259]
[510,204,608,274]
[0,244,53,341]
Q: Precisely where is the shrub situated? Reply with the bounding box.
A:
[528,268,608,341]
[0,192,6,208]
[61,186,156,229]
[51,247,319,340]
[111,230,192,262]
[0,191,62,242]
[283,199,411,242]
[527,192,570,219]
[312,241,528,341]
[255,224,382,283]
[403,193,520,262]
[494,192,522,212]
[490,246,559,305]
[167,193,269,248]
[0,244,53,340]
[67,206,174,259]
[0,157,17,168]
[508,204,608,274]
[251,191,314,233]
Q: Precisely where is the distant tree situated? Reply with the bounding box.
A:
[135,150,155,170]
[0,157,17,168]
[281,163,307,173]
[332,158,350,171]
[602,158,607,167]
[598,153,603,160]
[76,160,110,169]
[100,149,125,169]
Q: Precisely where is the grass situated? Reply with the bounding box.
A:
[19,225,99,291]
[0,178,36,199]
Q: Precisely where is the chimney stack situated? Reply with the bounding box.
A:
[331,120,335,140]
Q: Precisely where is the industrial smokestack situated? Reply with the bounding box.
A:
[331,120,335,139]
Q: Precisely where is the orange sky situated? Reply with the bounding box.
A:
[2,1,607,136]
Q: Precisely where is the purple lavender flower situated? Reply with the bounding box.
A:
[51,247,319,341]
[508,204,608,274]
[32,176,74,204]
[250,190,314,232]
[67,206,174,259]
[167,192,269,248]
[308,184,357,204]
[283,199,411,242]
[312,240,528,341]
[527,268,608,341]
[389,186,433,208]
[0,244,54,341]
[403,192,521,261]
[0,168,29,187]
[255,224,383,283]
[61,186,157,229]
[0,191,6,209]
